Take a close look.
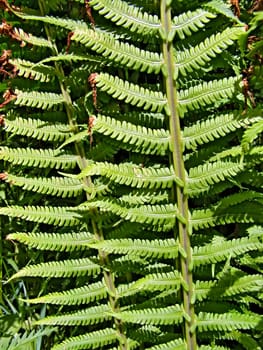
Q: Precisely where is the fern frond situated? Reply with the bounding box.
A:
[4,114,72,141]
[0,147,78,169]
[35,53,100,66]
[220,274,263,297]
[145,338,186,350]
[14,90,65,109]
[80,200,179,229]
[2,173,83,198]
[51,328,117,350]
[197,312,261,331]
[35,304,111,326]
[13,12,88,31]
[114,305,184,325]
[13,27,53,48]
[28,282,107,305]
[10,58,55,82]
[216,191,263,210]
[248,146,263,163]
[247,225,263,236]
[191,201,263,229]
[196,274,263,301]
[242,119,263,152]
[238,254,263,274]
[113,190,169,206]
[89,238,178,259]
[78,162,176,188]
[0,205,81,226]
[178,77,240,116]
[173,8,216,39]
[72,29,162,74]
[58,129,90,150]
[177,26,244,76]
[187,161,243,193]
[209,145,243,162]
[193,235,262,266]
[91,114,170,155]
[183,112,259,150]
[110,111,165,128]
[96,73,166,112]
[9,257,100,280]
[89,0,160,36]
[205,0,243,24]
[220,330,261,350]
[118,271,181,297]
[6,231,94,252]
[148,340,187,350]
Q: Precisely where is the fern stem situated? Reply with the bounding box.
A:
[160,1,197,349]
[37,2,128,348]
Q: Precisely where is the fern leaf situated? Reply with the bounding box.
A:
[191,201,263,229]
[6,231,94,252]
[35,304,111,326]
[118,271,181,297]
[91,114,170,155]
[89,0,160,35]
[51,328,117,350]
[0,205,81,226]
[196,274,263,301]
[109,111,165,129]
[114,305,184,325]
[173,8,216,39]
[183,112,259,150]
[193,235,263,266]
[28,282,107,305]
[4,114,72,141]
[215,191,263,210]
[197,312,261,331]
[177,26,244,76]
[13,27,53,48]
[242,119,263,152]
[9,257,101,280]
[118,191,170,206]
[220,274,263,297]
[96,73,166,112]
[80,200,179,229]
[10,58,55,82]
[72,29,162,74]
[187,161,243,194]
[221,330,261,350]
[208,145,242,162]
[205,0,243,24]
[0,147,78,169]
[35,53,99,66]
[14,89,65,109]
[145,338,186,350]
[78,162,176,189]
[89,238,178,259]
[13,12,88,31]
[178,77,240,116]
[2,173,83,198]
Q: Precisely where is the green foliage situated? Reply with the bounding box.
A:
[0,0,262,349]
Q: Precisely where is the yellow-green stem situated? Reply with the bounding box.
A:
[160,1,197,349]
